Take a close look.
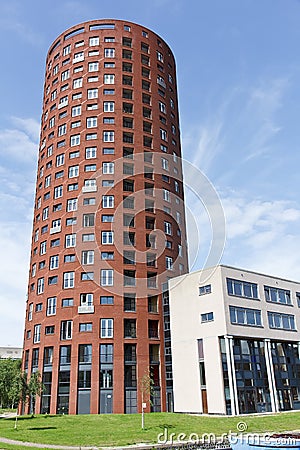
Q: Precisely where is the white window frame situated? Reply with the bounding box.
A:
[100,318,113,338]
[50,255,59,270]
[47,297,57,316]
[102,195,114,208]
[102,162,114,174]
[101,269,114,286]
[82,250,94,265]
[65,234,76,248]
[63,271,75,289]
[102,231,114,245]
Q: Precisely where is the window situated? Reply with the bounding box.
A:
[47,297,57,316]
[100,319,113,338]
[83,197,96,205]
[102,251,114,260]
[85,164,96,172]
[28,303,33,321]
[72,105,81,117]
[103,131,114,142]
[83,213,95,227]
[85,147,97,159]
[159,101,166,114]
[68,165,79,178]
[54,185,63,199]
[123,293,136,312]
[104,74,115,84]
[86,133,97,141]
[37,277,44,294]
[40,241,47,255]
[42,207,49,220]
[102,180,114,187]
[267,312,296,330]
[229,306,262,327]
[70,134,80,146]
[87,103,98,110]
[201,312,214,323]
[165,256,173,270]
[34,324,41,343]
[160,128,167,141]
[102,162,114,174]
[79,323,93,332]
[61,69,70,81]
[82,250,94,265]
[67,198,78,212]
[163,189,170,202]
[68,183,78,191]
[104,89,115,95]
[124,319,136,338]
[104,101,114,112]
[45,326,55,335]
[89,36,99,46]
[227,278,259,300]
[60,320,72,340]
[100,296,114,305]
[164,221,172,235]
[199,285,211,295]
[63,44,71,56]
[103,147,115,155]
[264,286,291,305]
[70,120,81,128]
[63,271,75,289]
[50,255,59,270]
[88,62,99,72]
[157,51,163,62]
[36,303,42,312]
[101,269,114,286]
[80,293,93,306]
[73,77,83,89]
[87,117,97,128]
[66,217,77,225]
[102,215,114,223]
[102,231,114,245]
[102,195,114,208]
[62,298,74,307]
[81,272,94,281]
[104,48,115,58]
[64,254,75,262]
[87,88,98,99]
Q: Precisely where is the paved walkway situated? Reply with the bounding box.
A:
[0,436,99,449]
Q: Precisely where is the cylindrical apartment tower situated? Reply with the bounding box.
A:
[22,19,188,415]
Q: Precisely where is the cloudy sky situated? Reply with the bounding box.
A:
[1,0,300,346]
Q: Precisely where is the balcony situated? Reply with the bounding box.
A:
[58,99,68,109]
[82,185,97,193]
[78,305,95,314]
[50,225,61,234]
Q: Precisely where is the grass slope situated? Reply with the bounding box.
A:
[0,412,300,448]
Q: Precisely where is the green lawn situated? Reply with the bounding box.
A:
[0,412,300,448]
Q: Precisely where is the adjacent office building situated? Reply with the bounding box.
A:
[22,19,188,414]
[169,265,300,415]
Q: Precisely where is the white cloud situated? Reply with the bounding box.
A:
[0,117,37,346]
[185,185,300,281]
[221,192,300,280]
[183,120,224,174]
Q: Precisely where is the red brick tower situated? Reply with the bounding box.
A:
[22,19,188,414]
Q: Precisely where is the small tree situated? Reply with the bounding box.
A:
[0,359,22,409]
[28,371,44,416]
[139,370,154,430]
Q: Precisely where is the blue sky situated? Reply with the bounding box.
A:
[1,0,300,346]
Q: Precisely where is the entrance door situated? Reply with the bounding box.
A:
[278,389,292,411]
[100,391,113,414]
